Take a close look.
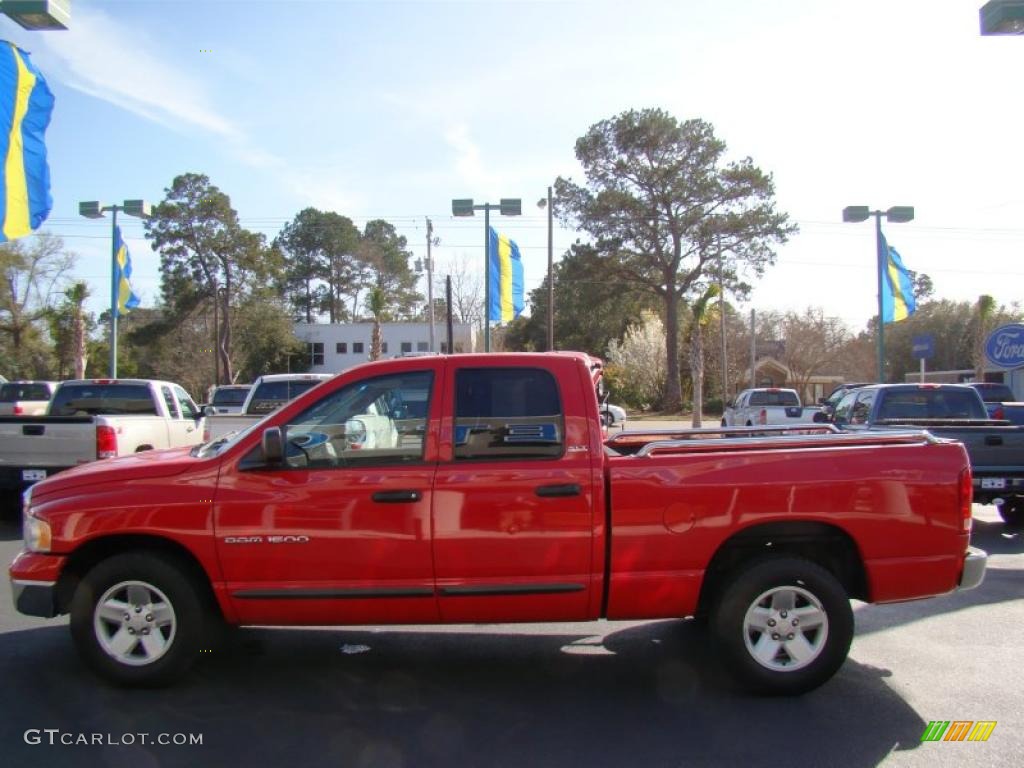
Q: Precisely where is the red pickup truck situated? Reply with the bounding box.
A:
[10,353,985,694]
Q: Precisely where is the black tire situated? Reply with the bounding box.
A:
[720,419,727,427]
[601,411,613,427]
[711,557,853,695]
[998,498,1023,526]
[70,552,207,687]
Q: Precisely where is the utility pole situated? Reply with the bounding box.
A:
[546,185,554,351]
[750,309,757,388]
[717,232,727,404]
[426,218,436,352]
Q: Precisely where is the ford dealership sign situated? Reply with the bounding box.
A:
[985,324,1024,368]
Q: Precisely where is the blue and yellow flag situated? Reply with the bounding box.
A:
[880,235,916,323]
[114,226,141,317]
[0,41,53,242]
[488,226,524,323]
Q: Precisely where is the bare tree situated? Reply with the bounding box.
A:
[436,253,484,329]
[758,308,851,398]
[0,233,74,376]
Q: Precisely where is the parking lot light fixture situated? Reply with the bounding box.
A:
[79,199,151,377]
[0,0,71,30]
[450,196,522,352]
[843,205,915,383]
[980,1,1024,34]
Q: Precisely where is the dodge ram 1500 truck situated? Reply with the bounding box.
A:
[10,353,984,695]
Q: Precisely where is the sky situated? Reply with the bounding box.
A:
[3,0,1024,336]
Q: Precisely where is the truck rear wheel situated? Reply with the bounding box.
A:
[70,552,206,687]
[711,557,853,695]
[998,498,1023,526]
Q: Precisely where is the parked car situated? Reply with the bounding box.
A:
[207,384,252,415]
[824,382,1024,525]
[965,382,1017,419]
[817,382,870,420]
[722,387,821,426]
[0,380,57,416]
[0,379,205,495]
[203,373,334,441]
[600,402,627,427]
[11,352,982,694]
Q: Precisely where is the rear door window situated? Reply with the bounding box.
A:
[161,386,181,418]
[454,368,564,460]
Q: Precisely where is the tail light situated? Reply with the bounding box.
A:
[202,424,210,442]
[994,406,1004,420]
[959,467,973,532]
[13,404,23,414]
[96,425,118,459]
[758,408,767,425]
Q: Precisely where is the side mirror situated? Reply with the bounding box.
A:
[261,427,284,465]
[812,410,829,424]
[201,404,215,417]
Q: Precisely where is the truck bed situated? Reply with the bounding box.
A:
[604,427,970,618]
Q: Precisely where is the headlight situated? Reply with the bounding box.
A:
[23,503,51,553]
[24,516,52,553]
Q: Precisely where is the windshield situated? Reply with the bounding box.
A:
[213,387,250,406]
[246,380,325,414]
[50,384,157,416]
[0,383,51,402]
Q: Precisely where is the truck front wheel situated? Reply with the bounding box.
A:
[711,557,853,695]
[70,552,206,687]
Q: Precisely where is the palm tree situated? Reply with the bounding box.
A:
[368,287,386,361]
[687,285,720,427]
[65,281,90,379]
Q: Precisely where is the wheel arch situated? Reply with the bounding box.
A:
[696,521,868,617]
[55,534,221,619]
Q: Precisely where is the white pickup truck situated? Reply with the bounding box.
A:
[0,379,205,495]
[721,387,822,427]
[203,372,332,442]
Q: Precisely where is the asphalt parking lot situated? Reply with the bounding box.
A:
[0,502,1020,768]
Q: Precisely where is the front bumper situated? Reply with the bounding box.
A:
[12,579,59,617]
[9,550,67,618]
[958,546,988,591]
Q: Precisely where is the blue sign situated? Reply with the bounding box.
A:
[911,335,934,360]
[985,324,1024,369]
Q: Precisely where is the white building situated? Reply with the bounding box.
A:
[293,322,478,374]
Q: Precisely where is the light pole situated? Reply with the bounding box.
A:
[536,187,554,351]
[79,199,150,377]
[980,1,1024,34]
[451,197,522,352]
[0,0,70,29]
[842,204,915,383]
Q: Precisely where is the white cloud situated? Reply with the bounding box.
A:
[444,122,490,190]
[28,6,240,140]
